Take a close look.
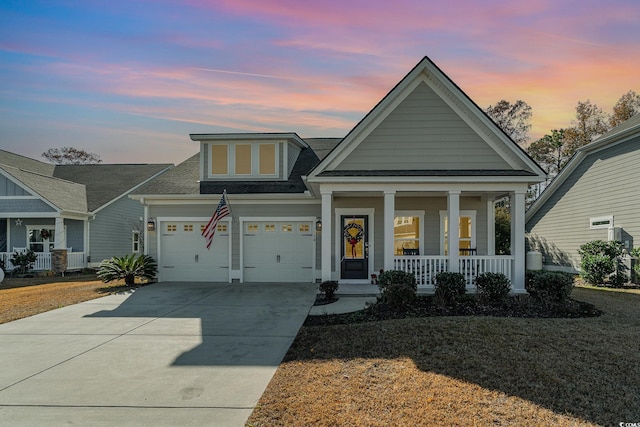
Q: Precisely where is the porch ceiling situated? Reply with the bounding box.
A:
[330,190,504,198]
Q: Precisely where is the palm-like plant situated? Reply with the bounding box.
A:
[97,254,157,285]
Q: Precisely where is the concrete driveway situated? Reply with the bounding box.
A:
[0,281,317,426]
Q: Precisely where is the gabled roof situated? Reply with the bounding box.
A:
[526,113,640,220]
[0,149,172,213]
[0,164,87,213]
[307,56,546,182]
[0,149,55,176]
[53,164,173,211]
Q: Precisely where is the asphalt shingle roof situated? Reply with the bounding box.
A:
[0,150,55,176]
[0,164,87,212]
[53,164,172,211]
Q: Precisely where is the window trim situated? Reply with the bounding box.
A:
[132,231,140,253]
[208,142,279,178]
[589,215,614,230]
[439,210,477,256]
[394,210,424,256]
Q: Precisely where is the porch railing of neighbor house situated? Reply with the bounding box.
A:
[0,252,86,273]
[393,255,513,287]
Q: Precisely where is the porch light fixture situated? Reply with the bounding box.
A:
[316,219,322,231]
[147,218,156,232]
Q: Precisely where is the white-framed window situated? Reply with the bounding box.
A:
[394,211,424,256]
[590,215,613,230]
[26,226,56,253]
[208,142,278,178]
[132,231,140,253]
[439,210,477,255]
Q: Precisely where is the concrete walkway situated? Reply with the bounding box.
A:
[0,281,317,426]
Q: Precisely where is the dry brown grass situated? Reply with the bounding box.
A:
[248,287,640,426]
[0,274,130,324]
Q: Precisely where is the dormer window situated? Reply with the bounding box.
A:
[208,142,278,178]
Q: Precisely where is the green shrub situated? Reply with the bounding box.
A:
[631,247,640,283]
[525,270,574,303]
[475,272,511,303]
[578,240,623,286]
[319,280,339,300]
[380,282,416,310]
[10,250,38,275]
[434,272,466,304]
[377,270,417,311]
[97,254,157,285]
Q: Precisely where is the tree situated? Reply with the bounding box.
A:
[527,129,569,177]
[485,99,533,145]
[42,147,102,165]
[610,90,640,127]
[563,100,610,154]
[495,206,511,255]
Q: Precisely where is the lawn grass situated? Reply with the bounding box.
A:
[248,287,640,426]
[0,274,134,324]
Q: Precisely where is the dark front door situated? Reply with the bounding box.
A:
[340,215,369,280]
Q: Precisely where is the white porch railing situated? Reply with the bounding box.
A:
[0,252,86,273]
[393,255,513,287]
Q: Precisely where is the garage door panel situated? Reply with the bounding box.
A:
[243,221,314,283]
[161,221,229,282]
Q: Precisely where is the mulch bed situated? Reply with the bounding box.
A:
[305,294,603,326]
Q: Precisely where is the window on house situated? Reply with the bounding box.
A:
[217,223,227,233]
[184,224,193,232]
[235,144,252,175]
[590,215,613,229]
[259,143,276,175]
[167,224,177,232]
[132,231,140,253]
[394,216,421,255]
[210,145,228,175]
[440,211,476,255]
[27,227,55,252]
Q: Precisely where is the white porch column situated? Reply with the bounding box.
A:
[54,217,66,249]
[510,191,526,292]
[384,190,396,271]
[321,190,333,282]
[448,191,460,273]
[486,197,495,256]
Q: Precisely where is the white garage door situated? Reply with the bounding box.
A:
[243,221,314,282]
[161,220,230,282]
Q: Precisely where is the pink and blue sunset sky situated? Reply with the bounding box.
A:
[1,0,639,164]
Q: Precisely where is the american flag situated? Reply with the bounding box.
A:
[202,192,230,249]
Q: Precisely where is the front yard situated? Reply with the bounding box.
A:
[2,275,638,425]
[248,286,640,426]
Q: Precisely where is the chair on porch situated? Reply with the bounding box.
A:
[402,248,420,256]
[459,248,477,256]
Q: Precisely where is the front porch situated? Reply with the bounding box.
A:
[318,186,528,293]
[0,251,87,273]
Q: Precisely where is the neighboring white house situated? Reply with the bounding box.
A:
[132,56,546,292]
[0,150,173,271]
[526,113,640,279]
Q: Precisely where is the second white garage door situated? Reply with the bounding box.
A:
[243,220,315,283]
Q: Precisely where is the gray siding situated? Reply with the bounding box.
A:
[65,219,84,252]
[287,143,301,178]
[335,82,511,171]
[527,137,640,269]
[0,175,31,196]
[89,196,145,263]
[0,198,55,213]
[0,219,6,251]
